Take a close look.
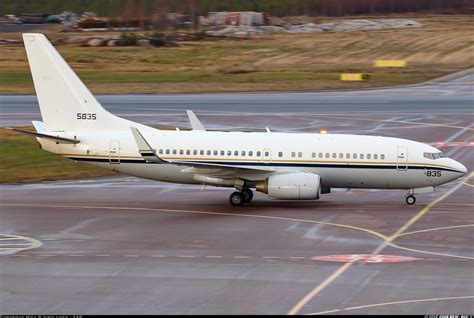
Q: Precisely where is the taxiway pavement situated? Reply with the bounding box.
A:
[0,71,473,314]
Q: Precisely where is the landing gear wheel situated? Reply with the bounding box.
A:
[229,191,245,207]
[242,188,254,203]
[406,195,416,205]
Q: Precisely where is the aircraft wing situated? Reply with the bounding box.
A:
[130,127,276,175]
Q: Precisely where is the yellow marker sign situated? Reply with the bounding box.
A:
[340,73,371,81]
[374,60,407,67]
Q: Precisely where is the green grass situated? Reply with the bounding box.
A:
[0,127,114,183]
[1,15,472,94]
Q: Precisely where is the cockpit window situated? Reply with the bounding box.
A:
[424,152,447,160]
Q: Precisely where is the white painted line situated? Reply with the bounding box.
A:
[151,255,165,258]
[124,255,139,257]
[67,255,84,257]
[95,254,111,257]
[233,256,252,259]
[263,256,279,259]
[178,255,195,258]
[205,256,222,258]
[308,295,474,315]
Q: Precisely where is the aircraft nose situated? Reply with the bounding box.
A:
[452,160,467,175]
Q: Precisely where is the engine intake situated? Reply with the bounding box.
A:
[256,172,321,200]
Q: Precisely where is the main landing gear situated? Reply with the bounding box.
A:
[405,195,416,205]
[229,188,253,207]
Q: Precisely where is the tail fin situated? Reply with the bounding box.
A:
[23,33,114,131]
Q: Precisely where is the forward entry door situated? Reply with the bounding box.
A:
[397,146,408,171]
[109,140,120,164]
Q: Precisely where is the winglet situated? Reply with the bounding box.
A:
[130,127,166,163]
[186,110,206,131]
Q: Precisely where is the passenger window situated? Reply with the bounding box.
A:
[291,152,296,158]
[234,150,239,156]
[166,149,170,155]
[339,153,343,159]
[179,149,184,155]
[241,151,246,156]
[279,152,283,157]
[227,150,232,156]
[214,150,218,155]
[249,151,253,156]
[220,150,224,156]
[257,151,261,156]
[158,149,163,154]
[298,152,302,158]
[265,151,269,156]
[207,150,211,155]
[173,149,177,155]
[332,153,336,159]
[346,153,350,159]
[312,153,316,158]
[186,150,190,155]
[325,153,330,158]
[319,153,323,158]
[381,154,385,160]
[374,154,378,159]
[360,154,364,159]
[353,153,357,159]
[193,150,197,155]
[367,154,371,159]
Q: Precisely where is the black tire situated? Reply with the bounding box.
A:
[229,191,245,207]
[406,195,416,205]
[242,188,254,203]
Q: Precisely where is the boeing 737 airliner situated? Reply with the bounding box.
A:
[11,33,467,206]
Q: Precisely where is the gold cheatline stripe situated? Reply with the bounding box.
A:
[59,153,455,170]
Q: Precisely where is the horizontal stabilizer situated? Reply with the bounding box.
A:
[6,127,80,144]
[130,127,165,163]
[186,110,206,131]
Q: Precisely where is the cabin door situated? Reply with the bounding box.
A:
[109,140,121,164]
[396,146,408,171]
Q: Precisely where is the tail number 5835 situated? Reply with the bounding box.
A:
[77,113,96,120]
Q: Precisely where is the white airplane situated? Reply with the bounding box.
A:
[11,33,467,207]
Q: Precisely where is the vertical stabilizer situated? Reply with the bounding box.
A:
[23,33,113,131]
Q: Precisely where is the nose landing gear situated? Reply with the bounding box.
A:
[405,195,416,205]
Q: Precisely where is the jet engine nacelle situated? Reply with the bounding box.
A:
[256,172,321,200]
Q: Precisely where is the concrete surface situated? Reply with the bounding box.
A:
[0,72,473,314]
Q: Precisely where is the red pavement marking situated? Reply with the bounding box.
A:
[311,254,422,264]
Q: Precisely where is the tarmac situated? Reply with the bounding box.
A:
[0,72,473,314]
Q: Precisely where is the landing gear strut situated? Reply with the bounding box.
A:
[405,195,416,205]
[229,191,245,207]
